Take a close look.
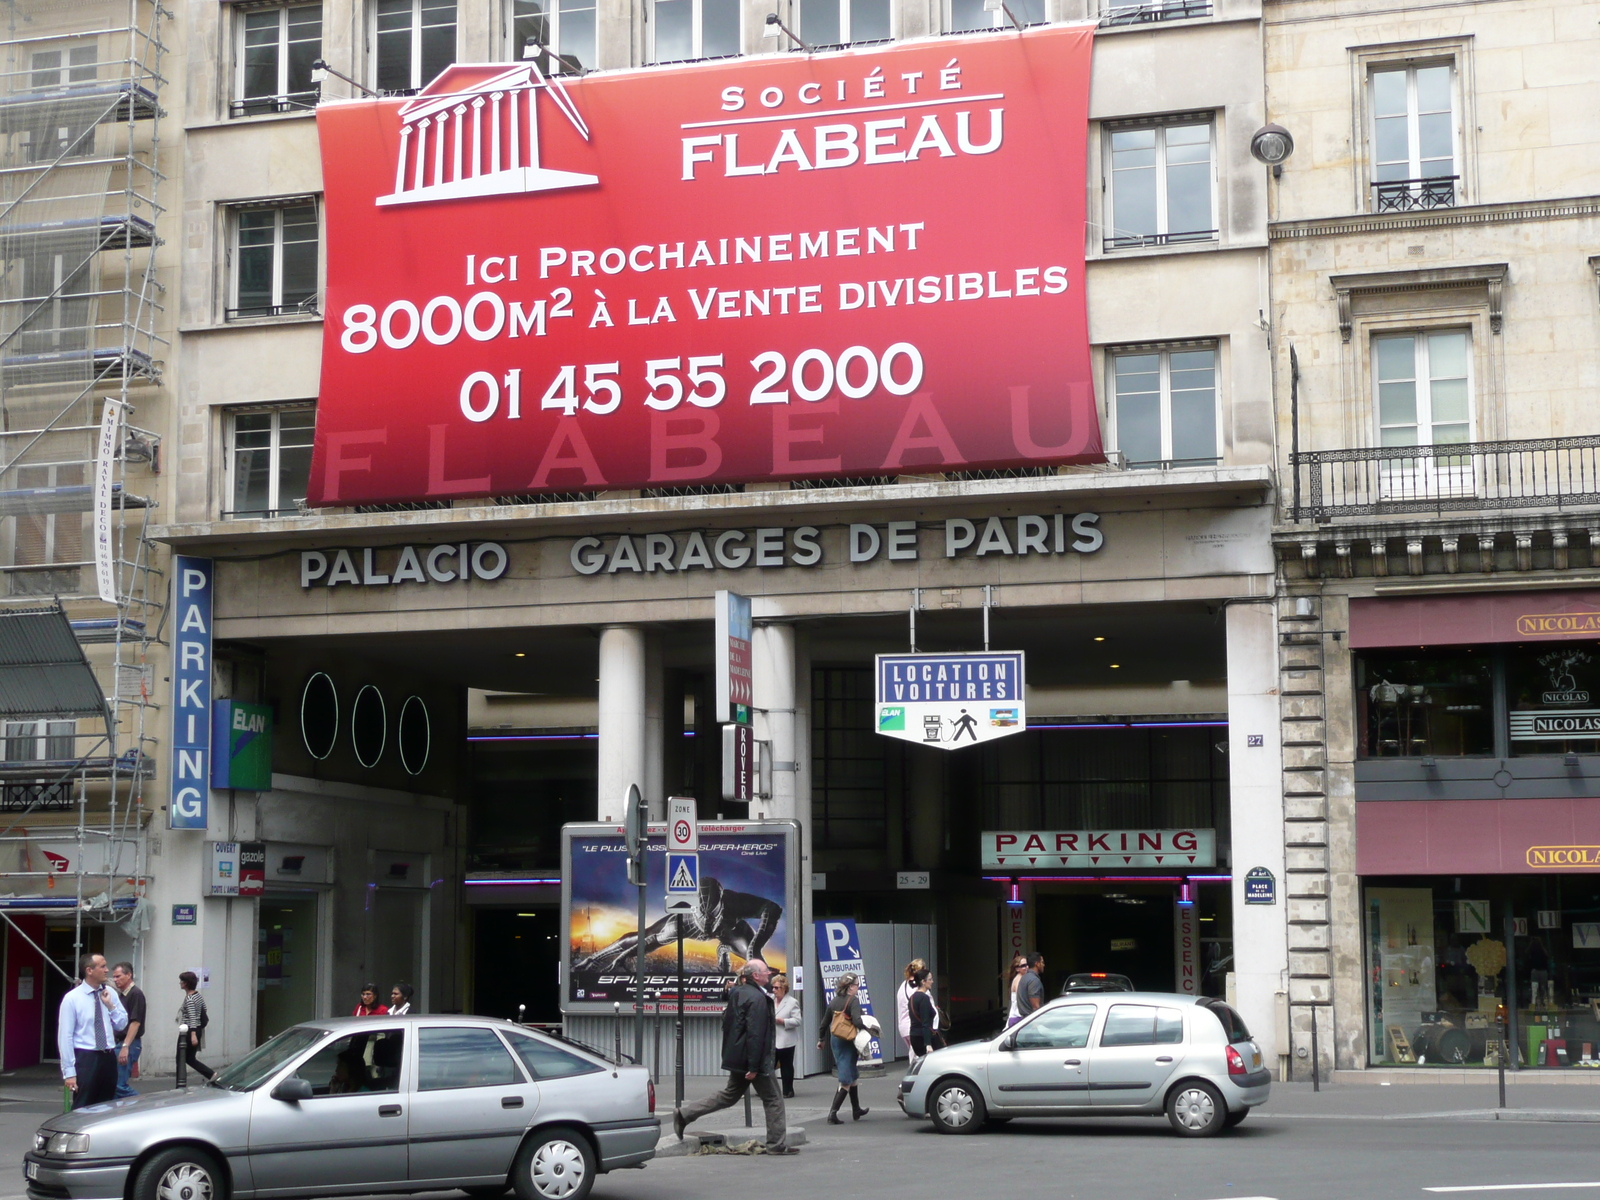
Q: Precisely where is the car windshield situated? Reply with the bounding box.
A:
[212,1027,328,1091]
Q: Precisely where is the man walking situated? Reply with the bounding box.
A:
[58,954,128,1109]
[1018,951,1046,1016]
[672,959,796,1155]
[111,962,145,1098]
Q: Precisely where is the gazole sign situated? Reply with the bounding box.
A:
[875,651,1025,748]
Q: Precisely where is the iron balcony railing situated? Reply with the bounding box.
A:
[1291,436,1600,523]
[1372,175,1458,213]
[1103,228,1217,252]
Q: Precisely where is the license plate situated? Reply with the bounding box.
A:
[26,1161,38,1180]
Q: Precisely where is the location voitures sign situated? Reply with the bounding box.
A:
[309,27,1098,504]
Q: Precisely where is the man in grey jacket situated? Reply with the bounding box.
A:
[672,959,796,1154]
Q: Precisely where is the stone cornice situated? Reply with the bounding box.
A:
[1269,195,1600,241]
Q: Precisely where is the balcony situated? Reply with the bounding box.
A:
[1372,175,1458,213]
[1102,228,1217,252]
[1290,436,1600,523]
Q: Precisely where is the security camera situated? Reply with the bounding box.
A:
[1250,123,1295,168]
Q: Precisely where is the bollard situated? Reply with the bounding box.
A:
[1310,1006,1320,1092]
[613,1002,622,1063]
[176,1024,189,1088]
[1498,1012,1508,1110]
[744,1088,753,1127]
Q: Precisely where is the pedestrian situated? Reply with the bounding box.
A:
[1004,954,1027,1027]
[111,962,146,1099]
[672,959,797,1154]
[772,972,801,1098]
[352,984,388,1016]
[908,968,943,1058]
[177,971,214,1080]
[1017,951,1046,1017]
[388,983,414,1015]
[895,958,927,1060]
[817,973,874,1124]
[58,953,127,1109]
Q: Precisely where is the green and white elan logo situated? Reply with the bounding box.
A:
[878,706,905,731]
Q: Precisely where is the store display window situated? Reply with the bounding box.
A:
[1365,875,1600,1069]
[1355,647,1494,758]
[1506,643,1600,754]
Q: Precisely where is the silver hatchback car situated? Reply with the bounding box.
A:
[899,993,1269,1137]
[25,1016,657,1200]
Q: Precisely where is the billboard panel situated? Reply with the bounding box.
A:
[562,819,797,1014]
[310,27,1099,504]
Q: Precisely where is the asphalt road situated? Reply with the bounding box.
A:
[1,1072,1598,1200]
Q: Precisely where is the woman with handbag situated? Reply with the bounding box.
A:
[816,974,871,1124]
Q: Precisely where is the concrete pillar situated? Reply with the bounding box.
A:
[644,635,665,820]
[597,625,647,821]
[752,623,797,821]
[1226,600,1289,1069]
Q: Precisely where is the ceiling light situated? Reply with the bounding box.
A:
[1094,636,1105,642]
[514,652,526,657]
[1110,663,1121,669]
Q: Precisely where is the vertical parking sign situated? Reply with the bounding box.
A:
[814,918,883,1067]
[169,556,213,830]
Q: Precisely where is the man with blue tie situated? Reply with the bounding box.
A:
[58,954,128,1109]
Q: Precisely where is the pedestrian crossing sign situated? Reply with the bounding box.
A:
[665,851,699,912]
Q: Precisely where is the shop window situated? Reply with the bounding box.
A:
[234,4,322,117]
[1354,648,1494,758]
[507,0,594,75]
[374,0,457,95]
[226,404,316,517]
[1369,62,1457,212]
[24,45,98,163]
[417,1026,524,1089]
[1366,878,1600,1069]
[800,0,891,48]
[1103,117,1215,251]
[1507,644,1600,754]
[652,0,740,63]
[948,0,1044,32]
[1110,345,1218,469]
[229,200,320,320]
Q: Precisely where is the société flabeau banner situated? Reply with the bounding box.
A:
[309,27,1098,504]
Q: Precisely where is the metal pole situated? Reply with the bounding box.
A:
[1504,910,1520,1073]
[1498,1015,1508,1109]
[1310,1004,1320,1092]
[675,933,685,1107]
[613,1001,621,1063]
[176,1024,188,1088]
[983,584,992,651]
[635,850,647,1064]
[1290,345,1302,523]
[744,1085,753,1126]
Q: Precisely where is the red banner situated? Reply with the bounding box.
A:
[310,27,1098,504]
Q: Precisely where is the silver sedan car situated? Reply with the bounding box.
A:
[25,1016,658,1200]
[899,992,1269,1137]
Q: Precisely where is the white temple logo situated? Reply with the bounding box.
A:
[378,58,597,207]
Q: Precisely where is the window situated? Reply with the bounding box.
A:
[235,4,322,117]
[505,1032,603,1080]
[375,0,456,95]
[1098,1004,1184,1047]
[1375,331,1470,448]
[1104,119,1213,250]
[1100,0,1212,26]
[1370,64,1456,212]
[3,721,75,764]
[25,45,98,162]
[230,201,319,320]
[228,405,315,517]
[948,0,1043,32]
[9,463,85,595]
[1355,648,1494,758]
[799,0,890,47]
[290,1030,404,1094]
[508,0,594,75]
[652,0,739,63]
[1508,645,1600,756]
[1204,1002,1251,1043]
[811,667,886,852]
[1014,1005,1096,1050]
[1110,346,1217,468]
[418,1027,525,1090]
[16,249,93,355]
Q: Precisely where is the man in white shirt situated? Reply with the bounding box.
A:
[58,954,128,1108]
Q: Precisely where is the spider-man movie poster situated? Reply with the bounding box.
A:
[562,820,795,1014]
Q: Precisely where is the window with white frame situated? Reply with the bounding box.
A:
[948,0,1043,32]
[1104,117,1214,250]
[652,0,740,62]
[6,462,85,595]
[227,405,316,517]
[375,0,457,95]
[1370,63,1456,212]
[1110,345,1218,468]
[1374,330,1471,448]
[3,720,76,764]
[229,200,319,320]
[235,3,323,117]
[508,0,594,74]
[24,44,98,162]
[800,0,890,47]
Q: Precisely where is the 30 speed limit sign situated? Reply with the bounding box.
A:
[668,796,697,852]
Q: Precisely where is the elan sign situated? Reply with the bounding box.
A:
[309,27,1098,504]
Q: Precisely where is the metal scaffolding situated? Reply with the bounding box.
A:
[0,0,168,974]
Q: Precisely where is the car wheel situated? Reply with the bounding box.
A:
[929,1079,987,1134]
[133,1147,225,1200]
[513,1129,595,1200]
[1166,1081,1227,1137]
[1223,1107,1248,1129]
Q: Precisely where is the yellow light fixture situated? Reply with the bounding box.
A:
[1110,663,1121,669]
[1093,636,1105,642]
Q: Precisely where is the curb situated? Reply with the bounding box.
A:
[1259,1109,1600,1123]
[655,1125,808,1156]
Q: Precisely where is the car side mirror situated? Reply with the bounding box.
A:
[271,1077,314,1102]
